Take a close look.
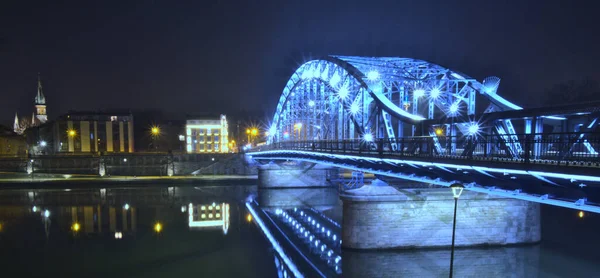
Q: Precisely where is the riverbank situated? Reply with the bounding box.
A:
[0,172,257,188]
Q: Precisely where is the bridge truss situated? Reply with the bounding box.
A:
[258,55,600,213]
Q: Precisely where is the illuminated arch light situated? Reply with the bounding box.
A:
[308,100,315,107]
[449,102,459,115]
[312,66,321,78]
[268,126,277,137]
[366,70,379,81]
[301,68,312,79]
[414,89,425,98]
[330,73,341,87]
[338,86,349,100]
[467,122,480,136]
[350,102,360,115]
[430,88,441,99]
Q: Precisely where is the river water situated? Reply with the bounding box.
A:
[0,184,598,277]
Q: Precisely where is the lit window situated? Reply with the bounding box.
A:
[110,116,118,122]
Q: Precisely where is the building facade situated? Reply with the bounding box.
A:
[0,125,27,156]
[186,115,229,153]
[27,112,135,154]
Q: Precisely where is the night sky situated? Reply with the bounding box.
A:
[1,0,599,126]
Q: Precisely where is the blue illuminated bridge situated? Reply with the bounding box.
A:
[248,55,600,213]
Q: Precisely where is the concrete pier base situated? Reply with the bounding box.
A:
[258,162,337,188]
[340,180,541,249]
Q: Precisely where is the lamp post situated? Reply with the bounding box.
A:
[449,183,464,278]
[151,126,160,152]
[251,128,258,144]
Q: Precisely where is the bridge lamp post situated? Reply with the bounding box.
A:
[449,183,464,278]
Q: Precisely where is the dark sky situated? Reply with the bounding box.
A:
[1,0,599,126]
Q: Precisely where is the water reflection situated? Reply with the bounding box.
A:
[188,202,230,235]
[0,185,277,277]
[343,246,543,277]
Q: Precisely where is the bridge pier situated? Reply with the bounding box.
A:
[340,180,540,249]
[257,162,337,189]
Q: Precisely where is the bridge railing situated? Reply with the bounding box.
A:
[252,132,600,165]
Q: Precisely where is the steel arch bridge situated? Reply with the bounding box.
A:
[268,55,538,153]
[253,55,600,213]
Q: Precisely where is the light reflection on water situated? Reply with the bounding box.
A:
[0,185,599,277]
[0,185,275,277]
[259,187,600,277]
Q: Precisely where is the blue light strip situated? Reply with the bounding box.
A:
[245,202,304,278]
[247,150,600,214]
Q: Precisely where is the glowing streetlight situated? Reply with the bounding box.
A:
[151,126,160,135]
[449,183,465,278]
[123,203,130,210]
[154,222,163,233]
[363,133,373,142]
[579,211,585,218]
[251,128,258,136]
[71,222,81,232]
[435,128,444,136]
[39,141,47,147]
[43,209,50,218]
[246,214,253,223]
[308,100,315,107]
[67,129,76,137]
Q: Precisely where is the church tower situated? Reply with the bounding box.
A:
[13,112,21,134]
[34,73,48,124]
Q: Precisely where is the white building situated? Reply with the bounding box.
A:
[185,115,229,153]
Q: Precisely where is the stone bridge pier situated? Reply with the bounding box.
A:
[340,180,541,249]
[257,161,338,189]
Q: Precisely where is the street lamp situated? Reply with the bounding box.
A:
[150,126,160,152]
[449,183,464,278]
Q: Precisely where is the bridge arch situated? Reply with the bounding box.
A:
[268,55,524,146]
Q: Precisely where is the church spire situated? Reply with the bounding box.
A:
[13,112,20,134]
[35,73,45,105]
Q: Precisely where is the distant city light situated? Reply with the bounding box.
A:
[467,122,480,136]
[39,141,47,147]
[435,128,444,136]
[114,231,122,239]
[308,100,315,107]
[338,86,349,99]
[366,70,380,81]
[246,213,253,222]
[430,88,441,99]
[123,203,130,210]
[43,210,50,218]
[413,89,425,98]
[123,158,127,162]
[363,133,373,142]
[579,211,584,218]
[67,129,76,137]
[32,206,38,213]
